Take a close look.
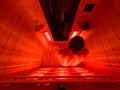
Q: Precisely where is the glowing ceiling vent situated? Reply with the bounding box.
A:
[71,31,78,38]
[44,32,52,41]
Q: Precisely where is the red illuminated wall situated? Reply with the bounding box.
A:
[0,0,47,78]
[0,0,120,80]
[83,0,120,79]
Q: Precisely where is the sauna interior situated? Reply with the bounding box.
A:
[0,0,120,90]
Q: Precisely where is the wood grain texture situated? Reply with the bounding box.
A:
[0,0,46,78]
[0,0,120,80]
[82,0,120,79]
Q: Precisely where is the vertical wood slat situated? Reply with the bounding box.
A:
[0,0,45,78]
[84,0,120,78]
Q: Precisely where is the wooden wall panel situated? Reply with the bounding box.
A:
[83,0,120,79]
[0,0,47,79]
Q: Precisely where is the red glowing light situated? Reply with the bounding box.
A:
[30,73,44,77]
[58,73,67,76]
[81,72,95,76]
[71,31,78,38]
[56,48,84,66]
[23,67,104,81]
[56,47,89,67]
[44,32,52,41]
